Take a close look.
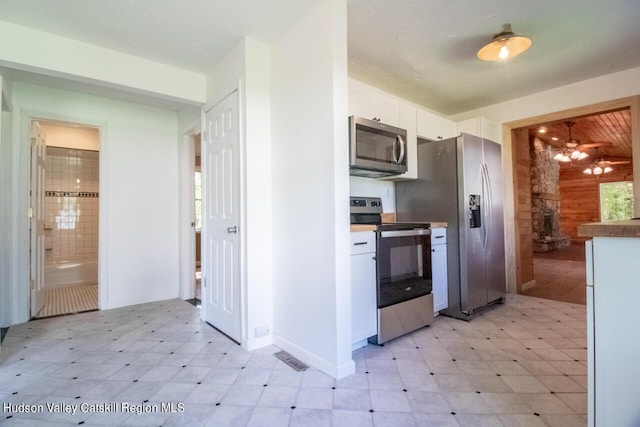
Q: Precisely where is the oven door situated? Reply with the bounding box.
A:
[376,228,432,308]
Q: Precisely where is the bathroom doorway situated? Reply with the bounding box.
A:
[30,119,100,318]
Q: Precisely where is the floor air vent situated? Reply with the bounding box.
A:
[274,350,308,372]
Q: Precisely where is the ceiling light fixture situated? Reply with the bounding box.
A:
[553,150,572,163]
[583,164,613,175]
[477,24,532,62]
[553,121,589,163]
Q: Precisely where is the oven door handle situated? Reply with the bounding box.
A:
[379,229,431,238]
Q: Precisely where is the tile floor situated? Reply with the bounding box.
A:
[0,294,587,426]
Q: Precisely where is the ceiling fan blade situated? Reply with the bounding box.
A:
[580,142,611,148]
[605,160,631,165]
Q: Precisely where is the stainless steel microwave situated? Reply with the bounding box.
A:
[349,116,408,178]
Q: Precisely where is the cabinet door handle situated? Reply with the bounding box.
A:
[434,236,444,239]
[353,242,368,246]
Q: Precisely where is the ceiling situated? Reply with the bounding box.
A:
[0,0,639,116]
[525,108,632,168]
[348,0,640,115]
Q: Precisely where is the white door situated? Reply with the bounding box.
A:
[30,121,46,317]
[201,92,241,342]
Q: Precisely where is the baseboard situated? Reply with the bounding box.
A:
[351,339,368,352]
[272,334,355,379]
[244,334,273,352]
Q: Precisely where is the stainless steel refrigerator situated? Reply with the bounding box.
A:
[395,133,505,320]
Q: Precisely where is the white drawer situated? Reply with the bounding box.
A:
[431,227,446,245]
[350,231,376,255]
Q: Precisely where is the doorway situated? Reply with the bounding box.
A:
[194,133,202,302]
[30,119,101,318]
[506,97,638,302]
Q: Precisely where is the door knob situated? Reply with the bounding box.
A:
[227,226,238,234]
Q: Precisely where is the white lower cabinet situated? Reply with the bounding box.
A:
[585,236,640,427]
[431,228,448,313]
[350,231,377,349]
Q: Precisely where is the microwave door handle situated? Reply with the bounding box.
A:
[397,135,406,165]
[392,135,399,164]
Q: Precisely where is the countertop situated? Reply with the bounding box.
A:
[577,219,640,238]
[350,222,448,232]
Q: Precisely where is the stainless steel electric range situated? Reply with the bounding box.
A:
[350,196,434,344]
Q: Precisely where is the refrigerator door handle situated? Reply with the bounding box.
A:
[484,164,493,251]
[480,164,492,252]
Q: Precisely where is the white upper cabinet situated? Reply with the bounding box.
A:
[349,79,417,180]
[416,108,457,141]
[457,116,500,143]
[349,82,400,127]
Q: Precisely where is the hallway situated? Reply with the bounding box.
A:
[523,245,587,305]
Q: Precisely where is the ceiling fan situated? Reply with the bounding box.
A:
[553,121,611,163]
[582,158,631,175]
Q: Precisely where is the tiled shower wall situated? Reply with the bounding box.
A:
[44,147,99,263]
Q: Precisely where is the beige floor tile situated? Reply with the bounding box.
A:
[556,392,588,415]
[466,375,512,393]
[481,392,532,414]
[501,375,550,393]
[536,375,586,393]
[521,393,576,415]
[498,414,547,427]
[540,414,588,427]
[444,392,494,414]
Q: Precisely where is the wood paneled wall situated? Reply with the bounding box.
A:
[559,163,634,240]
[513,129,534,288]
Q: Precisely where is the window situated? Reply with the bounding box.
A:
[599,181,634,221]
[194,171,202,230]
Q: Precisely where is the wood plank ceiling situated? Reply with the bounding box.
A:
[527,108,632,168]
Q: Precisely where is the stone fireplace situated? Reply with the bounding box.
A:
[530,137,571,252]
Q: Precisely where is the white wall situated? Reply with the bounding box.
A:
[270,0,353,379]
[0,74,9,327]
[0,21,206,105]
[243,39,274,351]
[0,73,15,327]
[204,37,274,351]
[7,81,181,323]
[349,176,396,213]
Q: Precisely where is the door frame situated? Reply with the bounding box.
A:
[29,120,46,317]
[24,112,107,316]
[502,96,640,294]
[178,120,200,300]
